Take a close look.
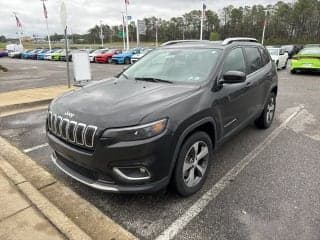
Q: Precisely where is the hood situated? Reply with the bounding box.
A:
[114,52,132,58]
[51,78,199,129]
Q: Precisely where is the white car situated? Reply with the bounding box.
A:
[89,48,109,62]
[267,47,289,69]
[44,49,60,60]
[131,48,153,64]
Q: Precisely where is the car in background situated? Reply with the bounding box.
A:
[51,49,64,61]
[89,48,109,62]
[281,45,299,58]
[304,44,320,49]
[0,50,8,57]
[291,47,320,73]
[59,50,72,61]
[37,49,50,60]
[267,47,289,69]
[131,48,153,64]
[21,50,33,59]
[8,51,23,58]
[44,49,59,60]
[95,49,121,63]
[28,49,43,60]
[112,48,141,64]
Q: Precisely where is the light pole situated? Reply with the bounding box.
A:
[155,21,158,47]
[121,12,126,50]
[40,0,51,51]
[261,8,273,45]
[99,20,104,47]
[125,2,130,50]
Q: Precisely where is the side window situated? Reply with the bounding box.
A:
[259,47,270,65]
[244,47,264,74]
[222,48,246,74]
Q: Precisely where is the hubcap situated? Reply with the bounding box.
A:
[266,97,275,123]
[183,141,209,188]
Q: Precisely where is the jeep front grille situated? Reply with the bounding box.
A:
[47,111,97,148]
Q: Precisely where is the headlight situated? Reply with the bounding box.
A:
[101,119,168,141]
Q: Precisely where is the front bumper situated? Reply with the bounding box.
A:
[112,58,124,64]
[47,130,174,193]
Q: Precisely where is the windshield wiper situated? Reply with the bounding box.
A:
[134,77,173,84]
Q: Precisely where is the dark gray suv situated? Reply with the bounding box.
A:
[47,38,278,196]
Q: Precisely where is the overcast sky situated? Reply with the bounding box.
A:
[1,0,282,38]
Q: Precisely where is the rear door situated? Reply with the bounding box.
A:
[243,46,268,116]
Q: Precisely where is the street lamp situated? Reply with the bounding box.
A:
[261,7,274,45]
[99,20,104,47]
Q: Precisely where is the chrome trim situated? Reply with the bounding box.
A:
[113,167,151,181]
[84,125,97,148]
[56,116,63,136]
[224,118,238,128]
[222,37,258,45]
[68,121,77,143]
[61,118,69,139]
[75,123,86,145]
[52,114,57,133]
[51,153,119,192]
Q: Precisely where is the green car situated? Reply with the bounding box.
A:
[291,47,320,73]
[51,49,64,61]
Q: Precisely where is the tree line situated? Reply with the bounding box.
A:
[53,0,320,45]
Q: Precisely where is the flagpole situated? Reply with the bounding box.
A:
[121,12,126,50]
[200,0,204,40]
[41,0,51,51]
[13,12,23,46]
[261,10,268,45]
[125,1,130,50]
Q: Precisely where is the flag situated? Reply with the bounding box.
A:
[43,2,48,19]
[15,15,22,28]
[125,0,129,5]
[203,3,207,11]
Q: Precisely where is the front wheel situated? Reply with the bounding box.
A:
[291,69,296,74]
[255,92,276,129]
[282,60,288,69]
[124,58,130,64]
[172,131,212,197]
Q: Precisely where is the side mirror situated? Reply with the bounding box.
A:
[222,71,246,84]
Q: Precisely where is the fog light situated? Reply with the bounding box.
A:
[113,167,151,181]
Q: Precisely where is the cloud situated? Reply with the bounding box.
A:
[0,0,282,38]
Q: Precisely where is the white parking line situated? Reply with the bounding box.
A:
[155,105,304,240]
[23,143,49,153]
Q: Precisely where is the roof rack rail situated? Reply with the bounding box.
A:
[222,37,258,45]
[161,40,210,46]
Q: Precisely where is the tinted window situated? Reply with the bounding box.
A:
[259,47,271,65]
[245,47,264,73]
[222,48,246,74]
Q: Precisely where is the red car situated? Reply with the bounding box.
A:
[95,49,121,63]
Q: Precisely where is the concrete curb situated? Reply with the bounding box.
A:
[0,136,138,240]
[0,98,52,113]
[0,157,92,240]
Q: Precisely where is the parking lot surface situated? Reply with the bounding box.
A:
[0,58,123,93]
[0,60,319,239]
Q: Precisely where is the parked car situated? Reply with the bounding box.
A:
[47,38,278,196]
[89,49,109,62]
[291,47,320,73]
[28,49,43,60]
[37,49,50,60]
[95,49,121,63]
[112,48,141,64]
[281,45,299,58]
[21,50,33,59]
[0,50,8,57]
[44,49,59,60]
[51,49,64,61]
[267,47,289,69]
[8,51,23,58]
[131,48,153,64]
[59,50,72,61]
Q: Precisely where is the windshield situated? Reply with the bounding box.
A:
[299,48,320,55]
[94,49,107,54]
[267,48,279,56]
[121,48,221,84]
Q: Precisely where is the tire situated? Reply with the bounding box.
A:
[291,69,296,74]
[282,60,288,69]
[276,61,279,70]
[172,131,212,197]
[255,92,276,129]
[124,58,130,64]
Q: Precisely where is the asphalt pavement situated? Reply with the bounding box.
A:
[0,58,123,93]
[0,60,319,240]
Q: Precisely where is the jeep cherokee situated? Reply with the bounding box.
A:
[47,38,278,196]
